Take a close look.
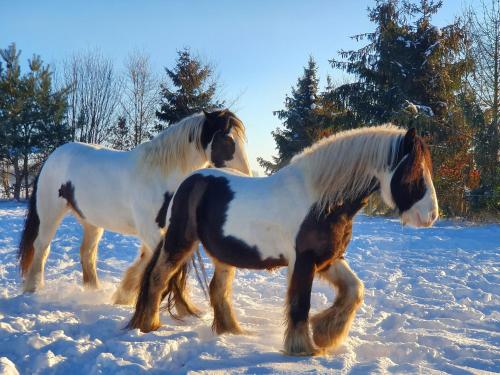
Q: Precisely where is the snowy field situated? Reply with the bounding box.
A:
[0,201,498,375]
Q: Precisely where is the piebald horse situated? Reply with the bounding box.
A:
[18,110,251,308]
[128,125,438,356]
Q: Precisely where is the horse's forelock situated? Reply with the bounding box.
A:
[201,110,246,148]
[399,135,433,184]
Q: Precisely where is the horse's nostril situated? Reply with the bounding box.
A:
[430,211,438,222]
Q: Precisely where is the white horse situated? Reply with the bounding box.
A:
[128,125,439,356]
[18,109,251,307]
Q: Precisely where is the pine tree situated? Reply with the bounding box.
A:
[155,48,224,130]
[0,43,70,199]
[110,116,132,150]
[258,57,325,174]
[329,0,474,216]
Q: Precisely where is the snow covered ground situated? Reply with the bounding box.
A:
[0,201,498,374]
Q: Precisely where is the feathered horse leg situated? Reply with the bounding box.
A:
[114,244,151,305]
[209,259,243,334]
[310,259,364,350]
[283,252,317,356]
[126,240,197,332]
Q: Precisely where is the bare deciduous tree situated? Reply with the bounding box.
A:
[466,0,500,189]
[64,49,122,144]
[121,50,158,147]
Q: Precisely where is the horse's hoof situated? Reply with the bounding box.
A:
[280,348,321,357]
[22,282,42,294]
[83,281,100,290]
[213,324,247,335]
[227,326,248,335]
[140,322,161,333]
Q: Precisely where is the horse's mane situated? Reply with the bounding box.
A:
[291,124,406,212]
[137,111,247,174]
[137,113,206,173]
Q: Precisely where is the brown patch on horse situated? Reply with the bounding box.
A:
[210,131,236,168]
[58,181,85,219]
[391,129,432,212]
[18,175,40,277]
[186,178,208,240]
[283,251,318,355]
[295,195,369,270]
[155,191,173,228]
[201,109,245,150]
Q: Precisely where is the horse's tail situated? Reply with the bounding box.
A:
[126,240,163,330]
[18,173,41,277]
[161,247,209,319]
[127,242,210,329]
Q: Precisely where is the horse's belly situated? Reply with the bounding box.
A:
[79,201,138,235]
[219,218,295,266]
[71,179,138,234]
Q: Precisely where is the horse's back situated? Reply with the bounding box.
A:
[37,142,138,233]
[167,167,311,264]
[40,142,132,186]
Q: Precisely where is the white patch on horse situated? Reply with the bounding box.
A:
[220,168,312,263]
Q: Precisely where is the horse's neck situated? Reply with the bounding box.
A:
[132,145,209,181]
[184,148,209,171]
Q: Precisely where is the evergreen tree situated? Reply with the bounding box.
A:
[155,48,224,130]
[0,43,70,199]
[330,0,469,124]
[110,116,132,150]
[330,0,474,216]
[258,57,326,174]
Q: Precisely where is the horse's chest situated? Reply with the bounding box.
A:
[295,211,353,270]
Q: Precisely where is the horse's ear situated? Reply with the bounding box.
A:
[203,109,218,120]
[403,128,417,154]
[203,109,226,121]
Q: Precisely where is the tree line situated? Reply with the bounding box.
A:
[0,0,498,219]
[0,47,222,200]
[259,0,499,219]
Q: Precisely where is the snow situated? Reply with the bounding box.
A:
[431,26,443,37]
[415,104,434,117]
[425,42,440,57]
[0,201,499,374]
[404,100,434,117]
[396,36,412,48]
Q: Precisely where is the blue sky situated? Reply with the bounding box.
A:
[1,0,467,173]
